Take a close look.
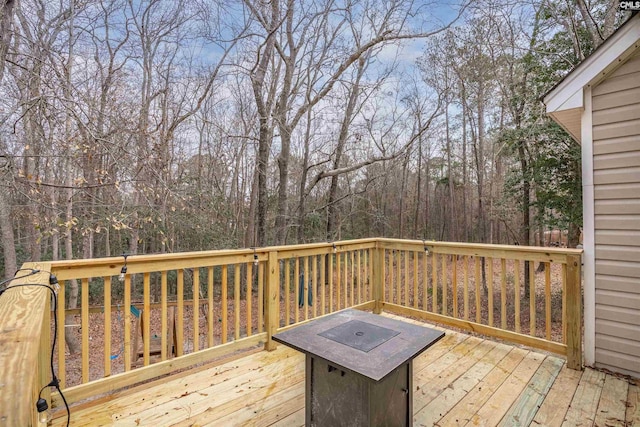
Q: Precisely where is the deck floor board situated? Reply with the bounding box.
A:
[50,313,638,427]
[437,347,529,426]
[414,342,511,425]
[562,368,606,426]
[462,350,545,426]
[532,364,583,426]
[627,384,640,425]
[593,375,629,427]
[497,355,564,426]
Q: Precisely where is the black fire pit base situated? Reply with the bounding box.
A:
[306,355,411,426]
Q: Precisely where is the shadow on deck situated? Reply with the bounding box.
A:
[51,313,639,426]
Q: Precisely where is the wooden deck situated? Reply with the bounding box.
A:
[51,314,640,426]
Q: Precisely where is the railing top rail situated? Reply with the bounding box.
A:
[376,237,583,255]
[376,238,583,263]
[48,238,380,271]
[47,237,582,279]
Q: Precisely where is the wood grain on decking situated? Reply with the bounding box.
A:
[51,313,639,427]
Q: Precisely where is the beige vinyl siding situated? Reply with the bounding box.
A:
[591,50,640,377]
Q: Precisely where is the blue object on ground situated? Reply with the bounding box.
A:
[298,272,313,308]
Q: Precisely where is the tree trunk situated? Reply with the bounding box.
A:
[245,167,259,248]
[445,101,455,241]
[568,222,581,248]
[65,164,80,354]
[275,126,291,244]
[296,108,313,244]
[0,1,16,279]
[461,88,468,242]
[424,156,431,238]
[249,1,278,247]
[399,151,409,238]
[326,63,364,240]
[413,130,423,238]
[0,159,16,279]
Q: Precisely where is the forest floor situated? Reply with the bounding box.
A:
[53,259,568,389]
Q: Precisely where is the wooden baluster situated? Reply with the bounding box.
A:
[304,256,309,320]
[384,250,389,304]
[162,271,169,359]
[373,247,384,314]
[258,262,264,333]
[143,273,150,365]
[413,252,418,308]
[432,252,437,313]
[57,280,66,388]
[285,260,291,326]
[404,251,409,307]
[475,257,481,323]
[124,274,132,370]
[221,265,228,343]
[294,258,300,322]
[545,262,551,340]
[514,262,521,334]
[321,254,326,315]
[342,252,351,308]
[337,253,341,310]
[357,250,362,305]
[329,253,333,313]
[235,264,241,341]
[103,277,111,378]
[396,250,401,306]
[81,278,89,382]
[312,256,318,318]
[463,256,469,320]
[562,263,567,344]
[487,258,494,327]
[206,267,213,347]
[246,263,252,337]
[441,255,447,316]
[501,259,507,330]
[452,255,458,317]
[368,249,373,302]
[529,261,536,337]
[351,251,355,307]
[176,270,184,357]
[423,252,428,311]
[193,269,200,352]
[344,252,349,309]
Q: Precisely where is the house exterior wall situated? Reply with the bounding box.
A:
[591,50,640,377]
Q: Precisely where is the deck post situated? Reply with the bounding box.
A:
[565,254,583,370]
[0,262,51,426]
[373,246,384,314]
[38,289,51,413]
[264,251,280,351]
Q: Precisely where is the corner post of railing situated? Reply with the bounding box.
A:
[264,250,280,351]
[37,282,52,420]
[0,262,52,426]
[565,253,583,370]
[373,242,384,314]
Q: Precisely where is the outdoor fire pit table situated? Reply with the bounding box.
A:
[272,309,444,426]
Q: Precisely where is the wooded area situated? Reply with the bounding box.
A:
[0,0,629,279]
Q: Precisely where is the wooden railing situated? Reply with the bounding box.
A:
[0,263,52,426]
[42,239,377,407]
[374,238,583,370]
[0,238,582,421]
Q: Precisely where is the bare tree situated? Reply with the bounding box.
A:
[0,0,16,278]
